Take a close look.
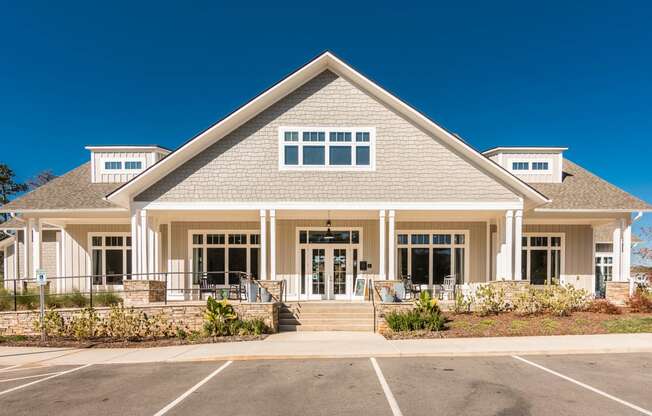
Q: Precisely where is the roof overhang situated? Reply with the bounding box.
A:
[85,145,171,154]
[106,51,550,209]
[0,235,16,249]
[483,147,568,156]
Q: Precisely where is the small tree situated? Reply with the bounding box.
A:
[27,170,57,190]
[634,227,652,265]
[0,164,28,222]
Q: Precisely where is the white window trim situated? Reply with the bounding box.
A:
[278,126,376,171]
[100,158,147,174]
[509,159,553,175]
[521,232,565,284]
[188,230,261,287]
[395,230,470,285]
[87,232,132,286]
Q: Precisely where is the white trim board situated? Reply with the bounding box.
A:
[106,51,549,208]
[135,201,525,211]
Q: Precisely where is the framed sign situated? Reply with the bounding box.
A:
[353,277,367,300]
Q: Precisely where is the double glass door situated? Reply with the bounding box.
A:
[305,246,351,300]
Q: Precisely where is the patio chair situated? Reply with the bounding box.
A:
[198,276,217,300]
[402,276,421,299]
[441,275,456,300]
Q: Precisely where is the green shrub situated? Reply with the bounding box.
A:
[203,297,237,337]
[93,291,123,307]
[511,284,588,317]
[453,291,474,314]
[475,284,509,316]
[16,288,39,310]
[385,293,447,333]
[68,308,101,340]
[228,318,268,336]
[33,309,66,337]
[101,305,174,340]
[0,288,13,311]
[627,288,652,313]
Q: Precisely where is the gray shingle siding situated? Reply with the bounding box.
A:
[135,70,519,202]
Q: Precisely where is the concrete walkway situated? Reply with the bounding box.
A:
[1,332,651,366]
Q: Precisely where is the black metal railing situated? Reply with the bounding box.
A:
[0,271,280,312]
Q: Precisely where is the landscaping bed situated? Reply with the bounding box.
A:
[383,311,652,339]
[0,334,268,348]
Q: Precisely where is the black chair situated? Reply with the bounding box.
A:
[199,275,217,300]
[402,276,421,300]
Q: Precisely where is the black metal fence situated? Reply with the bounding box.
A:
[0,271,261,311]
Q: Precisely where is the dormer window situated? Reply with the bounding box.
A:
[279,127,375,170]
[105,161,122,170]
[532,162,549,171]
[512,162,529,171]
[124,161,143,170]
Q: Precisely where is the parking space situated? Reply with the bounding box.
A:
[169,359,392,416]
[376,356,645,416]
[519,353,652,411]
[0,354,649,416]
[0,362,226,416]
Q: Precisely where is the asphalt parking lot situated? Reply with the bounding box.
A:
[0,353,650,416]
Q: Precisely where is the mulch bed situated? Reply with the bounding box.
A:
[0,334,268,348]
[383,311,652,340]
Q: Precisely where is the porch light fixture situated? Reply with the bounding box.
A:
[324,213,334,240]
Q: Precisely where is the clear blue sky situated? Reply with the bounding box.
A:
[1,1,651,259]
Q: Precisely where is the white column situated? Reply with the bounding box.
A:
[379,210,386,280]
[166,222,172,274]
[387,210,396,280]
[147,217,157,277]
[612,223,622,281]
[131,209,140,276]
[622,218,631,281]
[26,220,34,278]
[485,222,491,281]
[13,237,19,281]
[269,209,276,280]
[60,227,68,292]
[29,218,42,276]
[259,209,267,280]
[139,210,149,277]
[496,216,504,279]
[513,210,523,280]
[504,210,514,280]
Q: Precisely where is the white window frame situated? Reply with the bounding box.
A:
[395,230,470,286]
[509,159,553,175]
[100,157,147,174]
[278,127,376,171]
[521,233,565,284]
[188,230,261,287]
[88,232,132,286]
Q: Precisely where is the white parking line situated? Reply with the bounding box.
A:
[513,355,652,416]
[0,372,63,383]
[0,364,92,397]
[153,361,233,416]
[370,357,403,416]
[0,364,23,373]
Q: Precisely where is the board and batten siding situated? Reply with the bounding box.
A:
[136,70,520,203]
[60,224,130,293]
[524,224,594,292]
[92,151,161,183]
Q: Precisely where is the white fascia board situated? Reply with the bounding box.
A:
[85,146,171,154]
[483,147,568,156]
[0,208,128,214]
[535,208,652,213]
[106,52,549,208]
[134,201,524,211]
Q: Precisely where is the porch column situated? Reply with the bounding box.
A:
[130,208,140,276]
[621,218,631,281]
[387,210,395,280]
[13,237,19,281]
[504,210,514,280]
[379,210,386,280]
[513,210,523,280]
[139,210,149,277]
[259,209,267,280]
[22,228,29,279]
[496,216,504,279]
[270,209,276,280]
[612,222,622,281]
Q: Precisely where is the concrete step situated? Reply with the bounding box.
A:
[279,312,374,319]
[279,318,373,326]
[279,324,374,332]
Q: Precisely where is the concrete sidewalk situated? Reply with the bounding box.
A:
[1,332,651,366]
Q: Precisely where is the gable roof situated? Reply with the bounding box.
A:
[531,159,652,212]
[0,163,125,213]
[106,51,549,208]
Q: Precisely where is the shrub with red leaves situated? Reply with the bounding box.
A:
[627,288,652,313]
[585,299,622,315]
